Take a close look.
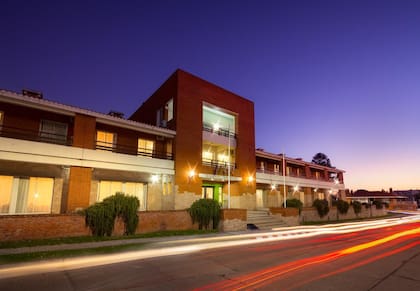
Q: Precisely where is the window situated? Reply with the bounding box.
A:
[202,104,235,135]
[97,181,147,211]
[96,131,116,151]
[156,108,163,126]
[0,176,54,214]
[40,120,68,144]
[202,142,235,167]
[166,98,173,121]
[0,111,3,130]
[138,138,154,157]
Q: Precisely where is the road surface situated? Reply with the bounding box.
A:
[0,216,419,290]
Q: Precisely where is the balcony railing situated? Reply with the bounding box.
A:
[0,125,73,146]
[202,122,236,139]
[256,168,342,184]
[0,125,173,160]
[96,140,173,160]
[202,159,236,171]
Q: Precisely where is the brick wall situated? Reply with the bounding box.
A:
[0,214,90,242]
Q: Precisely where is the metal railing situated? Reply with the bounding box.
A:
[0,125,73,146]
[202,159,236,170]
[256,167,342,183]
[0,125,173,160]
[202,122,236,139]
[96,140,173,160]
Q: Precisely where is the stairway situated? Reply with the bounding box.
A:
[247,209,288,230]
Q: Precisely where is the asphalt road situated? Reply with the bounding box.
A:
[0,220,419,290]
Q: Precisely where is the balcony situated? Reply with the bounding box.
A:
[202,159,236,171]
[202,122,236,139]
[96,140,173,160]
[0,125,73,146]
[256,167,344,189]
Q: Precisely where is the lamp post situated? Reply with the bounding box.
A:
[283,153,286,208]
[227,125,231,209]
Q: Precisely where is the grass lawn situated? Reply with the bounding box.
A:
[0,229,217,249]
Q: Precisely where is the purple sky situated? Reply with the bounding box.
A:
[1,0,420,191]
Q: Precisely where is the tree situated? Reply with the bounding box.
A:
[312,152,332,167]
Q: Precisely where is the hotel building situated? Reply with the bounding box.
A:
[0,69,345,217]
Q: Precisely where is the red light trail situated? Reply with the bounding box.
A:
[195,222,420,291]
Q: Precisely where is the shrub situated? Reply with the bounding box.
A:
[372,200,383,209]
[336,199,350,215]
[352,201,362,215]
[85,192,139,236]
[188,199,221,230]
[313,199,329,218]
[286,198,303,214]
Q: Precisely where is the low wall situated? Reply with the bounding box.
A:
[219,208,247,232]
[0,209,248,242]
[269,207,300,226]
[0,214,90,242]
[300,206,387,223]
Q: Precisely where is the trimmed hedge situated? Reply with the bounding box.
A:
[313,199,329,218]
[188,199,221,230]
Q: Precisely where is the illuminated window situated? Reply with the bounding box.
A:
[96,131,116,151]
[202,150,213,162]
[0,111,3,128]
[97,180,147,211]
[202,105,235,134]
[40,120,68,144]
[0,176,53,215]
[138,138,154,157]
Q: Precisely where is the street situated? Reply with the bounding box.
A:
[0,216,419,290]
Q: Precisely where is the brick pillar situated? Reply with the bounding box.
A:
[67,166,92,212]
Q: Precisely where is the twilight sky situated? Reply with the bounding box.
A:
[1,0,419,191]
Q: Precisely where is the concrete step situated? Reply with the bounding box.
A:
[247,210,288,230]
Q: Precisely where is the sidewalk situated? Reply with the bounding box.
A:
[0,229,267,256]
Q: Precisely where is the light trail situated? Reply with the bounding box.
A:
[0,215,419,280]
[195,223,420,291]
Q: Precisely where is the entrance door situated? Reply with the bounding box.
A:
[202,186,214,199]
[256,189,264,208]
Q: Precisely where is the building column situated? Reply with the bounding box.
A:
[67,166,92,212]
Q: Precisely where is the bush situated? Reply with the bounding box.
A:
[352,201,362,215]
[85,192,139,236]
[313,199,329,218]
[188,199,221,230]
[286,198,303,214]
[336,199,350,215]
[372,200,383,209]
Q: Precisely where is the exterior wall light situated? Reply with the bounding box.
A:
[188,170,196,182]
[151,175,159,184]
[271,184,276,191]
[247,175,254,185]
[294,185,299,192]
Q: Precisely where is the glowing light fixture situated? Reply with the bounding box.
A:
[271,184,276,191]
[294,185,299,192]
[247,175,254,185]
[188,170,196,182]
[213,122,220,131]
[151,175,159,184]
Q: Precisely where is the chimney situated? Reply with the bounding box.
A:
[22,89,43,99]
[108,110,124,118]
